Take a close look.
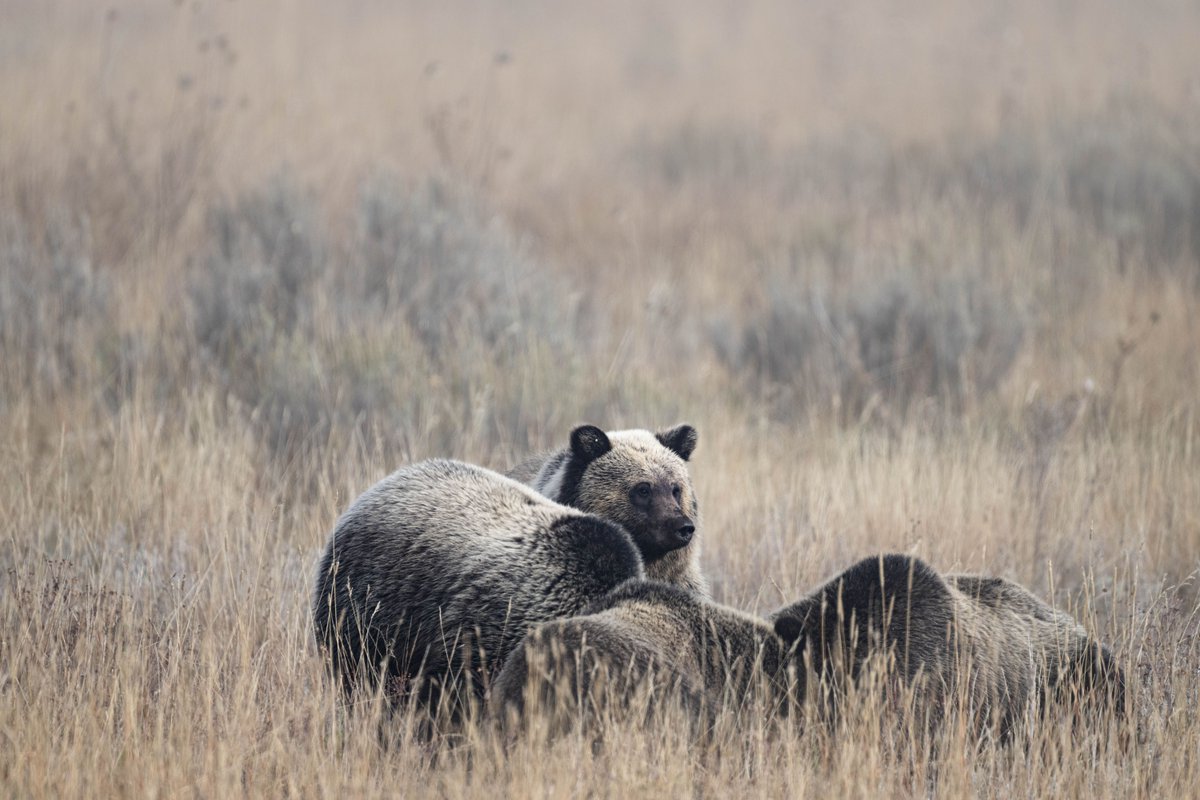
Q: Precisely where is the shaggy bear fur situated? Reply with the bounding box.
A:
[509,424,707,595]
[313,459,644,715]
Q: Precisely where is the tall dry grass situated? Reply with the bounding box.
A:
[2,0,1199,796]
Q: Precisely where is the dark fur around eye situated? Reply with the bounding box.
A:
[630,483,652,504]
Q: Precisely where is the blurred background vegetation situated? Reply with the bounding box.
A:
[1,1,1198,795]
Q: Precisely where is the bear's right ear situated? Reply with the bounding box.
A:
[570,425,613,463]
[774,616,804,647]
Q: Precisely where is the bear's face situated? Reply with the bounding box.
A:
[560,424,699,564]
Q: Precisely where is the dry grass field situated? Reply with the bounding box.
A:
[3,0,1200,796]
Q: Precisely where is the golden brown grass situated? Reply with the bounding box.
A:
[3,0,1199,796]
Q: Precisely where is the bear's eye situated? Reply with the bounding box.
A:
[630,483,652,504]
[672,484,682,501]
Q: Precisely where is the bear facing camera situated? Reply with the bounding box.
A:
[508,423,708,596]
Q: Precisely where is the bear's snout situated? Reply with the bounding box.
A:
[669,517,695,546]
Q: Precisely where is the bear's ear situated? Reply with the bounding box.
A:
[774,616,804,647]
[570,425,613,463]
[656,424,698,461]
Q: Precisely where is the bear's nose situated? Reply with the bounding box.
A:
[675,521,695,544]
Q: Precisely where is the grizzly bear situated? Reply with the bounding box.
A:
[771,556,1124,732]
[312,459,644,716]
[509,424,707,595]
[488,578,786,734]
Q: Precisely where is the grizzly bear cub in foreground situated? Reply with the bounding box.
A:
[491,555,1124,737]
[489,578,782,734]
[509,424,708,595]
[313,459,645,715]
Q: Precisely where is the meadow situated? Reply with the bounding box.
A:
[2,0,1199,796]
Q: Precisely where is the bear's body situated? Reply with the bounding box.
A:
[509,425,708,595]
[312,459,644,712]
[771,555,1124,733]
[944,572,1124,717]
[489,579,788,731]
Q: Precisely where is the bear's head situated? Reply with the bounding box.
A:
[558,424,699,564]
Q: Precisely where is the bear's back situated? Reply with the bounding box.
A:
[491,579,785,727]
[340,459,574,548]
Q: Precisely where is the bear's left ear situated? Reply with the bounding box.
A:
[773,616,804,647]
[656,424,698,461]
[570,424,613,463]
